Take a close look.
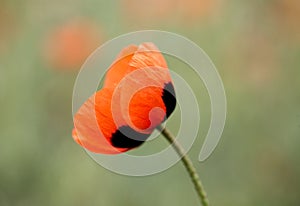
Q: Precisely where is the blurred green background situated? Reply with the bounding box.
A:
[1,0,300,205]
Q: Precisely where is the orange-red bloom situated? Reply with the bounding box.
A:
[121,0,221,27]
[43,20,102,70]
[72,43,176,153]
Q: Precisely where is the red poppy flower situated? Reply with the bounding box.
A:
[72,43,176,153]
[121,0,221,27]
[0,5,18,53]
[43,20,102,70]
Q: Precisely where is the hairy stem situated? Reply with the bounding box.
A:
[157,125,209,206]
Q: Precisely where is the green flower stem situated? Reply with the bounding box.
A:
[157,125,209,206]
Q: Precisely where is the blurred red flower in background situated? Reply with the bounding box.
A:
[121,0,221,27]
[0,5,18,53]
[122,0,174,22]
[176,0,220,23]
[271,0,300,42]
[43,20,103,70]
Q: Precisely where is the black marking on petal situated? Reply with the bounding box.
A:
[162,82,176,118]
[111,126,149,148]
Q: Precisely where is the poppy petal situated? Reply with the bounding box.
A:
[129,42,168,70]
[73,88,126,153]
[104,45,138,88]
[73,87,152,153]
[113,67,174,133]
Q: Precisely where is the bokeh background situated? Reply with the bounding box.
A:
[1,0,300,205]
